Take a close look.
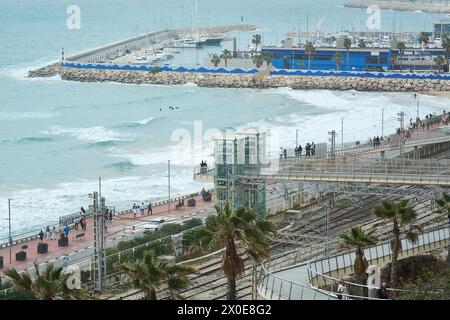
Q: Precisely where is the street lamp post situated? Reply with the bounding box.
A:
[8,199,12,265]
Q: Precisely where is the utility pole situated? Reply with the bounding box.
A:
[8,199,12,265]
[296,129,299,146]
[328,130,336,160]
[168,160,171,215]
[341,118,344,150]
[382,108,384,137]
[397,111,405,156]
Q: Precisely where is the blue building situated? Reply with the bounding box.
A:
[261,47,392,71]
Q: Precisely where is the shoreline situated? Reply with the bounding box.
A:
[344,0,450,14]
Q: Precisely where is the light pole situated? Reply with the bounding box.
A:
[296,129,299,146]
[168,160,171,215]
[8,199,12,265]
[341,117,344,150]
[416,98,420,119]
[381,108,384,137]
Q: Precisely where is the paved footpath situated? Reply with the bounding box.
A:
[0,195,214,274]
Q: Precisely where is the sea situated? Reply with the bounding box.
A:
[1,0,450,239]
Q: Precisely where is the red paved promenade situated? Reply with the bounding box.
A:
[0,195,213,273]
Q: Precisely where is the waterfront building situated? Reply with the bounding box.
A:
[434,20,450,39]
[262,46,448,72]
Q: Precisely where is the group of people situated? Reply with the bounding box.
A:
[293,142,316,158]
[132,202,153,218]
[199,160,208,174]
[369,136,383,147]
[39,225,57,242]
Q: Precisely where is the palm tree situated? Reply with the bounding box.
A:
[220,49,232,68]
[4,262,87,300]
[261,52,273,66]
[358,39,367,49]
[391,53,398,71]
[191,204,276,300]
[253,55,264,68]
[304,41,316,70]
[343,37,352,71]
[252,34,262,51]
[118,251,197,300]
[210,53,221,67]
[339,226,378,286]
[374,200,422,289]
[441,37,450,70]
[435,192,450,268]
[333,52,343,71]
[397,41,407,72]
[419,32,430,48]
[435,56,446,73]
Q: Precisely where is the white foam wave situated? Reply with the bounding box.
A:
[0,110,60,121]
[0,173,211,238]
[132,116,155,126]
[44,125,135,143]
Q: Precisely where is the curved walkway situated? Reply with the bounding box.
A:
[258,225,449,300]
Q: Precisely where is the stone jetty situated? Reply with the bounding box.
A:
[344,0,450,14]
[32,67,450,92]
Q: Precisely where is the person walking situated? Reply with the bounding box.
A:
[283,148,287,159]
[64,225,70,239]
[109,210,113,223]
[337,280,347,300]
[147,202,153,215]
[133,203,137,219]
[140,202,145,216]
[74,216,79,230]
[298,144,303,157]
[38,230,44,243]
[46,225,51,239]
[51,226,56,240]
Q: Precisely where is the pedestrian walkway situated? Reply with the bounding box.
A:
[0,194,213,274]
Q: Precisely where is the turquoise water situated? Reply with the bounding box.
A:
[1,0,450,238]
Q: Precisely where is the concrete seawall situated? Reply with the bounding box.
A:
[56,67,450,92]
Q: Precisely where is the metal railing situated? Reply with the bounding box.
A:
[242,157,450,186]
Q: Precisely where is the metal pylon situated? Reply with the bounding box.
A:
[93,192,107,293]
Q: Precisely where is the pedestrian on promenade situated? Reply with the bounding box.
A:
[283,148,287,159]
[46,225,51,239]
[109,210,113,223]
[38,230,44,243]
[148,202,153,215]
[62,251,70,265]
[311,142,316,156]
[64,225,70,239]
[140,202,145,216]
[81,217,87,231]
[133,203,137,219]
[74,216,79,230]
[51,226,56,240]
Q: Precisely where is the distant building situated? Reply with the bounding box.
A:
[262,46,448,72]
[434,20,450,39]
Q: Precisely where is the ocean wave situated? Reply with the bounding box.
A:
[0,110,60,121]
[44,125,135,143]
[105,161,138,170]
[2,136,55,144]
[119,116,156,128]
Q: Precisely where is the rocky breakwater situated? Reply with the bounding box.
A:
[59,67,450,93]
[27,63,61,78]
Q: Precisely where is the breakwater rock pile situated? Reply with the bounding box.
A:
[56,68,450,92]
[27,63,61,78]
[344,0,450,14]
